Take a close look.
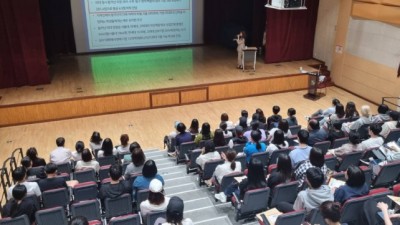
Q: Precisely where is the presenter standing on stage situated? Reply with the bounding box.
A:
[234,31,246,69]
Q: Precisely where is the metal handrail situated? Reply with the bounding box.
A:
[382,97,400,109]
[11,148,23,167]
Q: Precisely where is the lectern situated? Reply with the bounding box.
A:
[303,72,320,100]
[242,47,258,72]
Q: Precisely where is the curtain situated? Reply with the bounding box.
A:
[264,0,320,63]
[0,0,49,88]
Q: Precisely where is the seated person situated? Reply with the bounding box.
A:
[140,179,170,219]
[266,130,289,155]
[123,142,141,163]
[124,147,146,176]
[38,163,68,192]
[344,101,360,119]
[7,167,41,200]
[286,107,298,127]
[328,132,363,161]
[97,138,115,158]
[360,123,384,151]
[380,111,400,138]
[321,103,346,129]
[371,104,390,123]
[243,122,267,142]
[289,130,312,168]
[220,122,233,138]
[213,129,226,147]
[220,113,235,130]
[276,167,333,213]
[311,98,340,118]
[267,154,293,189]
[342,105,372,134]
[175,123,192,146]
[1,184,37,223]
[319,201,342,225]
[26,147,46,167]
[307,119,328,146]
[327,122,345,146]
[235,110,251,127]
[187,118,199,135]
[243,130,267,163]
[133,160,164,191]
[163,196,194,225]
[333,165,369,205]
[114,134,130,156]
[294,147,328,187]
[267,105,282,130]
[75,149,100,173]
[214,158,267,203]
[212,150,241,184]
[256,108,267,124]
[89,131,103,151]
[194,123,214,145]
[229,126,248,145]
[49,137,71,165]
[72,141,84,161]
[195,140,221,170]
[268,119,292,141]
[99,164,131,201]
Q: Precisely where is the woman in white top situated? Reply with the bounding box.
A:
[140,179,170,219]
[266,130,289,155]
[97,138,114,158]
[89,131,103,151]
[219,122,233,138]
[234,31,246,69]
[114,134,130,155]
[75,149,100,173]
[268,119,292,142]
[213,150,241,183]
[72,141,85,161]
[195,140,221,170]
[162,196,194,225]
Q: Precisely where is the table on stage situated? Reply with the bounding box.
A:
[242,47,258,72]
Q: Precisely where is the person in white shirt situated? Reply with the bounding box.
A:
[49,137,71,165]
[89,131,103,151]
[361,124,384,151]
[219,122,233,138]
[7,166,41,200]
[380,111,399,138]
[220,113,235,130]
[163,196,194,225]
[140,179,170,219]
[195,140,221,170]
[71,141,84,161]
[213,150,241,183]
[75,149,100,173]
[266,130,289,156]
[114,134,130,156]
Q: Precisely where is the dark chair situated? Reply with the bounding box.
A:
[268,148,291,166]
[73,169,97,183]
[233,187,270,221]
[331,137,349,149]
[27,166,45,178]
[308,208,328,225]
[357,124,370,140]
[359,166,373,186]
[235,154,247,172]
[368,188,393,205]
[99,165,111,181]
[108,214,141,225]
[340,195,371,224]
[57,162,72,174]
[198,159,224,186]
[336,151,363,172]
[275,210,306,225]
[372,160,400,187]
[324,155,338,171]
[384,128,400,144]
[97,155,117,167]
[251,152,269,169]
[122,162,129,174]
[35,206,68,225]
[289,125,301,136]
[70,199,101,222]
[136,189,150,211]
[0,215,30,225]
[118,152,131,160]
[146,210,166,225]
[330,171,346,181]
[104,193,133,219]
[42,188,70,209]
[57,173,70,181]
[73,181,98,202]
[24,194,40,211]
[215,146,229,154]
[176,141,197,164]
[269,181,299,208]
[185,149,202,174]
[127,173,142,185]
[214,171,244,194]
[313,141,331,155]
[232,143,245,153]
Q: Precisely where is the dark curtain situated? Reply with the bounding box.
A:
[204,0,266,48]
[39,0,76,59]
[264,0,320,63]
[0,0,49,88]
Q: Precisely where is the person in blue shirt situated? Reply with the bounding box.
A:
[175,122,193,146]
[243,130,267,163]
[133,160,164,192]
[333,165,369,204]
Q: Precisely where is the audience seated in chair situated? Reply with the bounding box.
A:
[311,98,340,118]
[268,119,292,142]
[333,165,369,205]
[229,126,248,145]
[286,107,298,127]
[267,154,293,189]
[244,121,267,142]
[360,123,384,151]
[99,164,131,202]
[266,130,289,155]
[344,101,360,120]
[1,184,37,224]
[38,163,68,192]
[328,132,362,161]
[195,140,221,170]
[256,108,267,124]
[213,129,226,147]
[72,141,85,161]
[220,122,233,138]
[307,119,328,146]
[371,104,390,123]
[220,113,235,130]
[276,167,333,214]
[380,111,400,138]
[97,138,114,158]
[114,134,130,156]
[26,147,46,167]
[75,149,100,173]
[162,196,194,225]
[267,105,282,130]
[140,179,170,219]
[235,110,250,128]
[289,129,312,168]
[194,122,214,145]
[187,118,199,135]
[7,166,41,200]
[319,201,342,225]
[327,122,346,146]
[89,131,103,152]
[50,137,72,165]
[124,147,145,176]
[342,105,372,134]
[133,159,164,191]
[294,147,328,187]
[322,103,346,129]
[123,141,141,163]
[212,150,241,184]
[243,130,267,163]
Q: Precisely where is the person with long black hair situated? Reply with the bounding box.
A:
[163,196,194,225]
[267,154,293,189]
[194,122,214,145]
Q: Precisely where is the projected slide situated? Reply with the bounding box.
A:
[84,0,192,50]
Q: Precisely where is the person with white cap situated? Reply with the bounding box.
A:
[140,179,170,219]
[162,196,194,225]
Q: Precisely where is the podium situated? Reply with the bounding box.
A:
[303,72,321,100]
[242,47,258,72]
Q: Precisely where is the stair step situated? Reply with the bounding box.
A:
[165,182,198,195]
[184,197,214,211]
[185,206,227,223]
[166,188,210,201]
[194,216,233,225]
[164,176,194,186]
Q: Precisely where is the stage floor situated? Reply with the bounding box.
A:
[0,46,319,105]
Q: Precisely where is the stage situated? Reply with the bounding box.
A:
[0,46,320,127]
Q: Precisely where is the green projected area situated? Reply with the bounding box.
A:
[91,48,193,85]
